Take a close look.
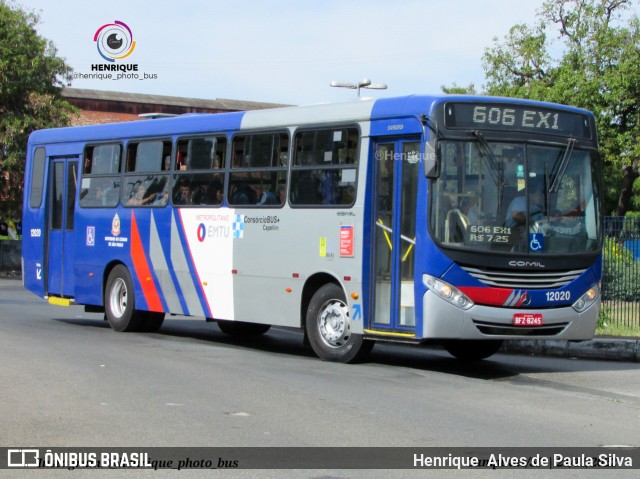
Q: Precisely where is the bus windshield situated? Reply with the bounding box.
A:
[429,140,601,255]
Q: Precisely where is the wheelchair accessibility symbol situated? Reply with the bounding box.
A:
[529,233,544,252]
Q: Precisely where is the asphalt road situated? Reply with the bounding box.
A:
[1,279,639,478]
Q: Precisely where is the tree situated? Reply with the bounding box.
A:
[0,0,75,220]
[481,0,640,216]
[440,83,478,95]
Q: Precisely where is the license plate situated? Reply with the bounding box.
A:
[513,313,543,327]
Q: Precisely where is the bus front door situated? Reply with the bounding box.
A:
[46,159,78,299]
[371,139,420,334]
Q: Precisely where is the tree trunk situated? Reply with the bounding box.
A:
[616,159,640,217]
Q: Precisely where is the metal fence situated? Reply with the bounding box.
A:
[601,216,640,329]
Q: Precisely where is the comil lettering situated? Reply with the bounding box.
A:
[509,260,546,268]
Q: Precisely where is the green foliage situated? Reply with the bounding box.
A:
[0,0,75,220]
[440,83,477,95]
[479,0,640,216]
[597,304,610,329]
[601,236,640,301]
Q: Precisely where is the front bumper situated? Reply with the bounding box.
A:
[422,290,600,340]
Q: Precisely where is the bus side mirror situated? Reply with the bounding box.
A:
[424,141,439,178]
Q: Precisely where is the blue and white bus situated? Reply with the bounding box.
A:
[22,95,602,362]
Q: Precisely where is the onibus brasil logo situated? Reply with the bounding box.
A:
[93,20,136,62]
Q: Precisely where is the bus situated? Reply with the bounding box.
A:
[22,95,602,362]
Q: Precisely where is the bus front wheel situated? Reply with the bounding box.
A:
[104,265,144,332]
[306,283,372,363]
[443,340,503,360]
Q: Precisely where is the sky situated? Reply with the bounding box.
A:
[16,0,545,105]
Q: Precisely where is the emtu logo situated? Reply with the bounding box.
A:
[94,20,136,62]
[197,223,206,242]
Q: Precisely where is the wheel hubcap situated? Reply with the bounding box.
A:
[318,299,350,348]
[110,278,128,319]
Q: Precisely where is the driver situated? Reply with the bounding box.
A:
[505,180,545,227]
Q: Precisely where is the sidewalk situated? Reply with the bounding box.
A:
[3,275,639,362]
[501,338,640,362]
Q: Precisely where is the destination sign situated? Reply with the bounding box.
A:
[444,103,591,139]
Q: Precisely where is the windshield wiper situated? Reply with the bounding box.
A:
[470,130,505,195]
[470,131,501,186]
[471,130,508,212]
[549,138,576,193]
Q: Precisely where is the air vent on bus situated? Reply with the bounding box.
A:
[461,266,586,290]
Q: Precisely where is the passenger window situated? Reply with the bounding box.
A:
[173,136,227,207]
[79,143,122,208]
[127,140,171,172]
[290,127,358,206]
[176,136,226,171]
[228,132,288,207]
[122,139,171,208]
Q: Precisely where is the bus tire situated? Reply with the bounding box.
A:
[104,265,144,332]
[443,340,503,360]
[217,320,271,336]
[306,283,372,363]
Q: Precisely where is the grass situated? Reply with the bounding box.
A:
[595,322,640,338]
[597,301,640,337]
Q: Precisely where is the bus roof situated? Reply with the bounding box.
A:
[27,94,594,146]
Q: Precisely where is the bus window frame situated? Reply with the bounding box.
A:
[289,125,360,209]
[227,130,289,208]
[79,142,123,209]
[172,134,228,208]
[121,138,172,208]
[29,147,47,209]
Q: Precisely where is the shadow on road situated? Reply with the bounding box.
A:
[52,314,638,383]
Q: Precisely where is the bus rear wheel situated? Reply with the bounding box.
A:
[306,283,372,363]
[104,265,144,332]
[443,340,503,360]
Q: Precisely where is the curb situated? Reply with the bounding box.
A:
[501,338,640,362]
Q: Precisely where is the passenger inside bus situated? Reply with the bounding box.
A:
[128,182,156,206]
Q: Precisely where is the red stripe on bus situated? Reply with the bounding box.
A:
[458,286,514,306]
[130,212,163,312]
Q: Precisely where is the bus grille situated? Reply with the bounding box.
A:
[461,266,585,290]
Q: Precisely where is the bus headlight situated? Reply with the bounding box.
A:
[572,283,600,313]
[423,274,474,310]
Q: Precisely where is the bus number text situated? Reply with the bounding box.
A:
[473,106,559,131]
[546,291,571,302]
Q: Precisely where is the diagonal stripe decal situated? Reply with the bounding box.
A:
[149,212,184,314]
[170,211,206,318]
[130,211,163,312]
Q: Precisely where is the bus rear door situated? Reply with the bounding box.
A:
[46,158,78,299]
[370,139,420,335]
